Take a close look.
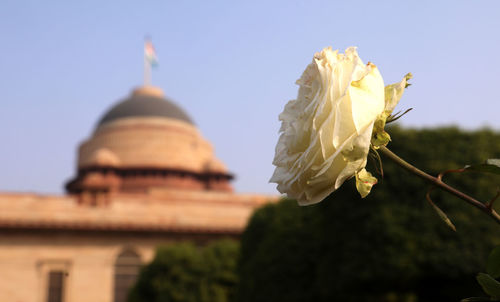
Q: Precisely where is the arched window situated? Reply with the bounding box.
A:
[113,248,141,302]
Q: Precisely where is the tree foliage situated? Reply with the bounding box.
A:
[128,239,239,302]
[237,126,500,302]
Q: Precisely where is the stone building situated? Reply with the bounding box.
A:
[0,86,275,302]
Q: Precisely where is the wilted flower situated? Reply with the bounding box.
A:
[270,46,385,205]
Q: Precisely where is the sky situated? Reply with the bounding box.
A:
[0,0,499,195]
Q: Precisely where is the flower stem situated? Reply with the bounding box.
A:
[378,146,500,225]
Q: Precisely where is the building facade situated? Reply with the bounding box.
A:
[0,86,275,302]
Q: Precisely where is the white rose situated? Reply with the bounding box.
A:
[270,46,385,205]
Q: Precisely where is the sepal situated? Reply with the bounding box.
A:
[355,168,378,198]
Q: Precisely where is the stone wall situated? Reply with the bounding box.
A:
[78,117,222,173]
[0,231,212,302]
[0,189,278,302]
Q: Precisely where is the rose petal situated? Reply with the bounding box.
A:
[270,46,385,205]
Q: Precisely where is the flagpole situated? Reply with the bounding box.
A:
[144,54,151,86]
[144,37,151,86]
[143,36,157,86]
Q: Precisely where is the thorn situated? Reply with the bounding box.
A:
[486,188,500,210]
[426,187,457,232]
[437,168,466,182]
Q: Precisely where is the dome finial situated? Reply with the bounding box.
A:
[132,86,164,98]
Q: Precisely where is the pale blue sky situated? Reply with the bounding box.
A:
[0,0,499,194]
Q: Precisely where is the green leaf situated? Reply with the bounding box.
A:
[465,159,500,175]
[477,273,500,299]
[487,246,500,279]
[461,297,495,302]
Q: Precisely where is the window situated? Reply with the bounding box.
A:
[47,271,65,302]
[37,260,71,302]
[113,249,141,302]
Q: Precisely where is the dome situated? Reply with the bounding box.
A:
[68,85,233,194]
[97,86,193,127]
[77,86,229,173]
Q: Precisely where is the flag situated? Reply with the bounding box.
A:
[144,40,159,68]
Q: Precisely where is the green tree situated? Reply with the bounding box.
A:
[237,126,500,302]
[128,240,239,302]
[200,240,239,302]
